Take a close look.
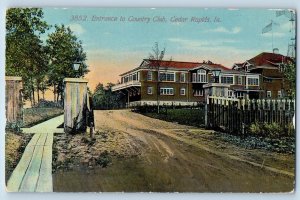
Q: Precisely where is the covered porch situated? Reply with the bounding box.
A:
[111,81,142,107]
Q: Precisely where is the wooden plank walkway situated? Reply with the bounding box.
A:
[22,115,64,134]
[7,115,64,192]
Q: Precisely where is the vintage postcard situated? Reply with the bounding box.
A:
[5,8,296,192]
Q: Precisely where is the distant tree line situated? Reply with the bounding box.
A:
[6,8,88,106]
[92,83,124,110]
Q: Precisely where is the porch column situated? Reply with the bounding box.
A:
[64,78,88,133]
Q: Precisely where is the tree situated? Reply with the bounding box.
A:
[92,82,122,109]
[6,8,49,106]
[283,58,296,98]
[148,42,166,113]
[46,24,87,102]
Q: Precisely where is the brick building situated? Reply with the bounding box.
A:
[111,52,293,106]
[232,52,293,99]
[112,59,203,106]
[111,59,258,106]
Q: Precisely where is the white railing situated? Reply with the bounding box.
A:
[207,95,295,110]
[203,82,231,88]
[128,100,200,107]
[111,81,141,91]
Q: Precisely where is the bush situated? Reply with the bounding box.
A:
[6,121,23,133]
[134,105,205,127]
[286,122,295,137]
[262,122,284,138]
[248,122,261,136]
[248,122,288,139]
[96,150,111,168]
[34,99,63,108]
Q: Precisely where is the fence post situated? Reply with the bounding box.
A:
[205,98,208,127]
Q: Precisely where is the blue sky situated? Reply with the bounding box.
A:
[43,8,295,90]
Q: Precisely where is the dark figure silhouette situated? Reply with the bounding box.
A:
[87,96,95,138]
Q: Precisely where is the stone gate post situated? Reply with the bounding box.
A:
[63,78,88,133]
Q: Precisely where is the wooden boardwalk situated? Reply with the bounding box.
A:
[7,115,64,192]
[22,115,64,134]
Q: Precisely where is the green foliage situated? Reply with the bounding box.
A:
[135,105,205,127]
[6,8,88,105]
[249,122,261,136]
[262,122,283,138]
[93,82,124,109]
[5,121,23,133]
[283,59,296,98]
[286,122,295,137]
[6,8,49,104]
[248,122,292,138]
[96,150,111,168]
[6,8,48,36]
[46,24,87,101]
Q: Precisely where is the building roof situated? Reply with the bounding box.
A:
[145,59,202,69]
[190,63,230,72]
[232,52,294,72]
[145,59,230,71]
[119,59,230,76]
[247,52,292,66]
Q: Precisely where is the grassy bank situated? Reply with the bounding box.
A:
[6,107,63,183]
[23,107,63,127]
[140,108,205,127]
[5,131,33,184]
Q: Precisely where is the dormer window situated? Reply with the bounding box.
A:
[196,69,207,83]
[192,73,197,82]
[245,66,248,72]
[147,71,152,81]
[237,76,242,85]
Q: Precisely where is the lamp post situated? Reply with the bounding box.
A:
[211,69,221,83]
[73,62,82,78]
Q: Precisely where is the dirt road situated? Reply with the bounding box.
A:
[53,110,294,192]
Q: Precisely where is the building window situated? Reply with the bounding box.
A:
[147,71,152,81]
[124,76,128,83]
[237,76,242,85]
[278,91,282,98]
[194,89,204,96]
[236,92,244,98]
[192,73,197,82]
[180,88,186,95]
[197,69,207,83]
[263,77,272,83]
[160,87,174,95]
[147,86,153,95]
[180,73,186,82]
[159,72,175,82]
[132,73,137,81]
[228,90,233,98]
[267,91,272,98]
[221,76,234,84]
[248,78,259,86]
